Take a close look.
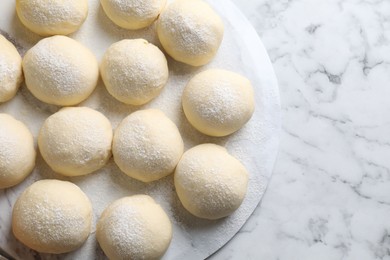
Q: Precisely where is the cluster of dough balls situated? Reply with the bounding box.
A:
[11,181,173,258]
[10,0,230,106]
[15,0,225,66]
[99,0,224,66]
[2,0,258,258]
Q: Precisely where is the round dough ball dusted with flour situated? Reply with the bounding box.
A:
[101,39,169,105]
[16,0,88,36]
[97,195,172,260]
[174,144,248,220]
[101,0,166,30]
[182,69,255,137]
[23,36,99,106]
[38,107,113,177]
[0,35,23,103]
[0,114,35,189]
[157,0,224,66]
[12,180,92,253]
[113,109,184,182]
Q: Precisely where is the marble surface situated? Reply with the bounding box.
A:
[211,0,390,259]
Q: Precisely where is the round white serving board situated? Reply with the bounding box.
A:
[0,0,281,259]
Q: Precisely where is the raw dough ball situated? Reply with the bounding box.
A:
[113,109,184,182]
[101,39,169,105]
[0,35,23,103]
[101,0,166,30]
[23,35,99,106]
[0,114,35,189]
[97,195,172,260]
[16,0,88,36]
[182,69,255,137]
[174,144,248,220]
[38,107,113,177]
[12,179,92,254]
[157,0,224,66]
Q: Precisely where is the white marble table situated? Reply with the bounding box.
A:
[212,0,390,259]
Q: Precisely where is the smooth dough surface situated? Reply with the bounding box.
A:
[101,0,166,30]
[101,39,169,105]
[113,109,184,182]
[182,69,255,137]
[97,195,172,260]
[38,107,113,177]
[23,35,99,106]
[0,35,23,103]
[12,179,92,254]
[157,0,224,66]
[0,114,35,189]
[16,0,88,36]
[174,144,248,220]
